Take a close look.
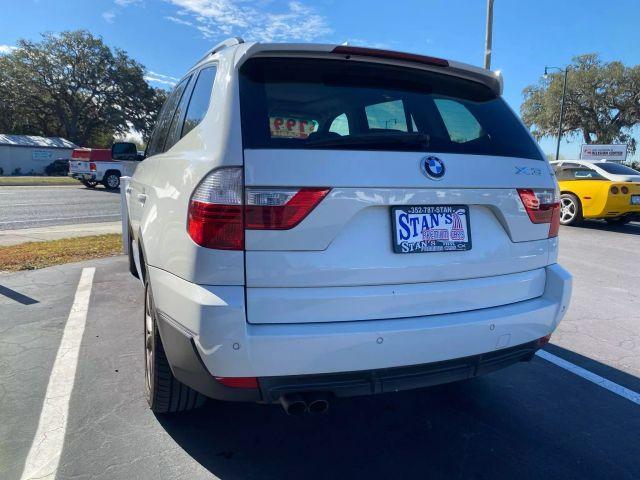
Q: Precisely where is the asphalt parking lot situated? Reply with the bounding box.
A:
[1,222,639,480]
[0,185,121,230]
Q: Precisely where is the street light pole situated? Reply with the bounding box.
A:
[556,68,568,161]
[544,66,570,160]
[484,0,494,69]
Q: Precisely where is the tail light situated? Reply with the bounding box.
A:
[89,162,96,172]
[611,186,619,194]
[517,188,560,238]
[245,187,329,229]
[188,168,244,250]
[187,168,330,249]
[621,186,629,194]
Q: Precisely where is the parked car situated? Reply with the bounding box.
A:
[123,39,572,415]
[44,159,69,176]
[68,148,123,189]
[551,160,640,182]
[551,163,640,225]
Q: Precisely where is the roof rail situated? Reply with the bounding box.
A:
[194,37,244,65]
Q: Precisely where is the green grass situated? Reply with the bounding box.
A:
[0,176,79,186]
[0,234,122,271]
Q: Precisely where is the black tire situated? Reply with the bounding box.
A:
[559,193,583,226]
[103,172,120,190]
[144,280,205,413]
[605,218,631,225]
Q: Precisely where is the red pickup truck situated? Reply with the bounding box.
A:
[68,148,123,189]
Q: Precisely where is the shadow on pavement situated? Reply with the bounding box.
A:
[568,219,640,235]
[0,284,39,304]
[157,346,640,480]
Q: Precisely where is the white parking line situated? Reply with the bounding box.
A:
[20,267,96,480]
[536,350,640,406]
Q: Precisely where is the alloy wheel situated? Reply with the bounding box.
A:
[107,175,119,189]
[560,197,576,224]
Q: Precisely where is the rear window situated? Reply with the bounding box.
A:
[239,57,543,160]
[595,163,640,175]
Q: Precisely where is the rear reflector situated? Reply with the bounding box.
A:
[538,333,552,346]
[332,45,449,67]
[517,188,560,238]
[245,187,330,230]
[187,168,330,249]
[89,162,96,172]
[215,377,259,389]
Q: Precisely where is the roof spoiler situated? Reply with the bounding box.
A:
[193,37,244,66]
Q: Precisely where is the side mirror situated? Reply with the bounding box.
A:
[111,142,140,161]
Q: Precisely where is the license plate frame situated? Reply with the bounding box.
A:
[631,195,640,205]
[390,205,472,254]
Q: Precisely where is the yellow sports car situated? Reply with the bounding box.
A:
[553,164,640,225]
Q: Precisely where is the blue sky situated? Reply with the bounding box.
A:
[1,0,639,159]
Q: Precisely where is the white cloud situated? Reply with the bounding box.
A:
[164,0,332,42]
[165,15,193,26]
[0,45,17,54]
[144,71,180,87]
[102,11,117,23]
[148,71,180,81]
[342,38,391,50]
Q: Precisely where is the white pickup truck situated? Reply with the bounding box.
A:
[68,144,139,189]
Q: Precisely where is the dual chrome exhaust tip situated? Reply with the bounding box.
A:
[279,392,330,415]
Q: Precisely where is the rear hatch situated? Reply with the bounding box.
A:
[238,55,558,324]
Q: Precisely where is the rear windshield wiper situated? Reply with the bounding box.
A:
[304,132,431,150]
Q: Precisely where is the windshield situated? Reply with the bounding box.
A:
[239,57,543,160]
[596,163,640,175]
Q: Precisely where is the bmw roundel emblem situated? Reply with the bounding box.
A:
[421,156,445,180]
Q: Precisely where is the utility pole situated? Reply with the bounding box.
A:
[484,0,494,69]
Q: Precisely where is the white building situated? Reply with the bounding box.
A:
[0,134,77,175]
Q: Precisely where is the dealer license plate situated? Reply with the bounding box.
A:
[391,205,471,253]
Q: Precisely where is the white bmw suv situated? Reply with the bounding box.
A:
[120,38,572,415]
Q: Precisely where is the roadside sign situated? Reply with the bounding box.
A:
[580,144,627,162]
[32,149,53,160]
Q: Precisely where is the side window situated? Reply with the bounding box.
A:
[146,77,191,157]
[433,98,483,143]
[365,100,408,132]
[329,113,349,136]
[181,66,217,139]
[164,77,195,152]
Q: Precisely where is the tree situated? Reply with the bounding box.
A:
[521,54,640,154]
[0,30,167,147]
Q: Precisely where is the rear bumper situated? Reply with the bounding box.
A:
[69,173,96,181]
[149,263,572,400]
[259,340,540,402]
